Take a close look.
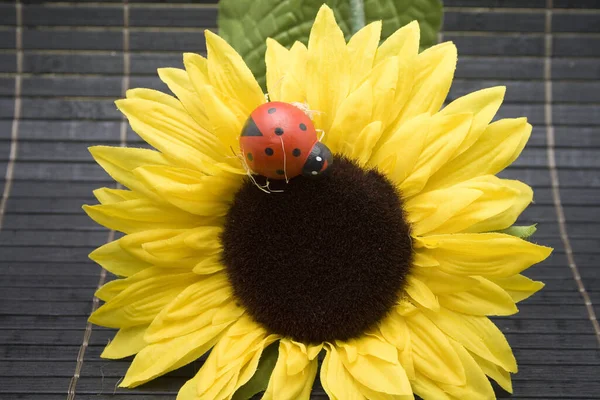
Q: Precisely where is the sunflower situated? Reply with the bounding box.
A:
[84,5,552,400]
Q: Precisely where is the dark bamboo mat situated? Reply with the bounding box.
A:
[0,0,599,398]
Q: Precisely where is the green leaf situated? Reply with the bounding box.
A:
[218,0,443,87]
[498,224,538,239]
[231,342,279,400]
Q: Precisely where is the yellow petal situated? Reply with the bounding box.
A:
[118,229,203,269]
[367,56,400,126]
[438,276,518,316]
[135,165,242,216]
[407,175,532,235]
[183,52,209,89]
[438,86,506,158]
[93,188,138,204]
[399,113,473,198]
[83,197,206,234]
[471,351,513,393]
[265,38,291,101]
[101,324,149,359]
[440,341,495,400]
[121,323,227,388]
[145,274,240,342]
[193,254,226,275]
[126,87,184,110]
[375,21,420,66]
[418,233,552,277]
[89,146,169,203]
[489,274,545,303]
[89,239,150,277]
[194,83,247,157]
[378,314,415,380]
[116,97,225,173]
[426,117,531,191]
[157,67,210,130]
[326,81,373,154]
[263,339,319,400]
[90,268,199,329]
[140,226,222,262]
[411,372,451,400]
[338,336,413,397]
[406,275,439,311]
[405,312,465,385]
[205,30,264,115]
[405,187,481,236]
[321,345,366,400]
[369,114,429,185]
[195,316,278,400]
[347,21,382,90]
[396,42,457,124]
[424,307,517,373]
[412,263,478,294]
[306,5,350,133]
[339,121,383,165]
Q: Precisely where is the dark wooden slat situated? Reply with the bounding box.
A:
[456,56,544,80]
[130,31,207,52]
[444,11,545,32]
[130,6,217,28]
[23,29,122,51]
[554,36,600,57]
[4,198,95,214]
[8,181,110,197]
[444,34,544,57]
[0,230,106,246]
[22,5,123,27]
[0,29,15,50]
[0,286,96,301]
[19,98,120,121]
[9,120,122,141]
[23,52,123,74]
[0,53,16,73]
[21,76,123,97]
[444,0,545,6]
[0,215,99,231]
[0,300,92,316]
[553,58,600,80]
[9,163,111,181]
[553,12,600,33]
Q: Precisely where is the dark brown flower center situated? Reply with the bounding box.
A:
[221,156,412,343]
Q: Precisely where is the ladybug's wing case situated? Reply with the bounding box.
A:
[240,102,319,180]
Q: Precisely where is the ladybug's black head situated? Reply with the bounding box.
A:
[302,142,333,178]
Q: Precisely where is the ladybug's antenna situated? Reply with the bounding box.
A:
[278,136,290,183]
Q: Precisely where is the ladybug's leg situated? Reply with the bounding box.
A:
[265,178,284,193]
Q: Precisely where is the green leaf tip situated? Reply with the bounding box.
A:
[231,342,279,400]
[218,0,444,88]
[499,224,538,239]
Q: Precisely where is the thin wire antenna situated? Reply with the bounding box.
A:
[317,129,326,142]
[279,136,290,183]
[230,146,271,194]
[267,75,285,102]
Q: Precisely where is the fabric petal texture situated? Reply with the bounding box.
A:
[84,5,551,399]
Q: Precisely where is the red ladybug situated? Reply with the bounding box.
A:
[239,102,333,180]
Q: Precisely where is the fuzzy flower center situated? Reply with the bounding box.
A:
[221,156,413,343]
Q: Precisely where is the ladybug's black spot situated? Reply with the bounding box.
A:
[247,153,253,161]
[222,156,412,344]
[265,148,274,156]
[275,169,285,175]
[299,123,307,131]
[292,148,301,157]
[275,127,284,136]
[268,107,277,114]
